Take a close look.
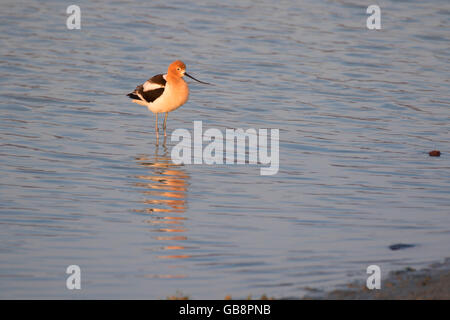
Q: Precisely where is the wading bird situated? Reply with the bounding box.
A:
[127,60,210,137]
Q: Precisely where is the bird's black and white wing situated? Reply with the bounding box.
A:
[127,74,167,103]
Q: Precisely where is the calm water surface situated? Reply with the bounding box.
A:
[0,0,449,298]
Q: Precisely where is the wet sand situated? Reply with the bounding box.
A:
[308,258,450,300]
[168,258,450,300]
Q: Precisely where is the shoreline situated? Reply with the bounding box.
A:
[305,258,450,300]
[167,258,450,300]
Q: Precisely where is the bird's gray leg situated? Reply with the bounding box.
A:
[155,113,159,136]
[163,112,168,136]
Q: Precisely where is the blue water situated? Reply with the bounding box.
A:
[0,0,449,299]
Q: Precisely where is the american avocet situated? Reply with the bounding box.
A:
[127,60,210,137]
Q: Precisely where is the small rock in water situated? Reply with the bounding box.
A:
[429,150,441,157]
[389,243,416,251]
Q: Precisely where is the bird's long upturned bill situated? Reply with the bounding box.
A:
[185,73,212,85]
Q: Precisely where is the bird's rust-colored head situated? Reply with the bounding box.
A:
[168,60,186,77]
[167,60,211,85]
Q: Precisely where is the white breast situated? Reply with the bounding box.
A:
[147,80,189,114]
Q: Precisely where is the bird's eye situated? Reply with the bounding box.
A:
[177,67,181,71]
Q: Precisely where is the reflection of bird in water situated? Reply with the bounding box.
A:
[134,146,190,259]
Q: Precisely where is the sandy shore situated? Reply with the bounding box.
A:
[167,258,450,300]
[307,258,450,300]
